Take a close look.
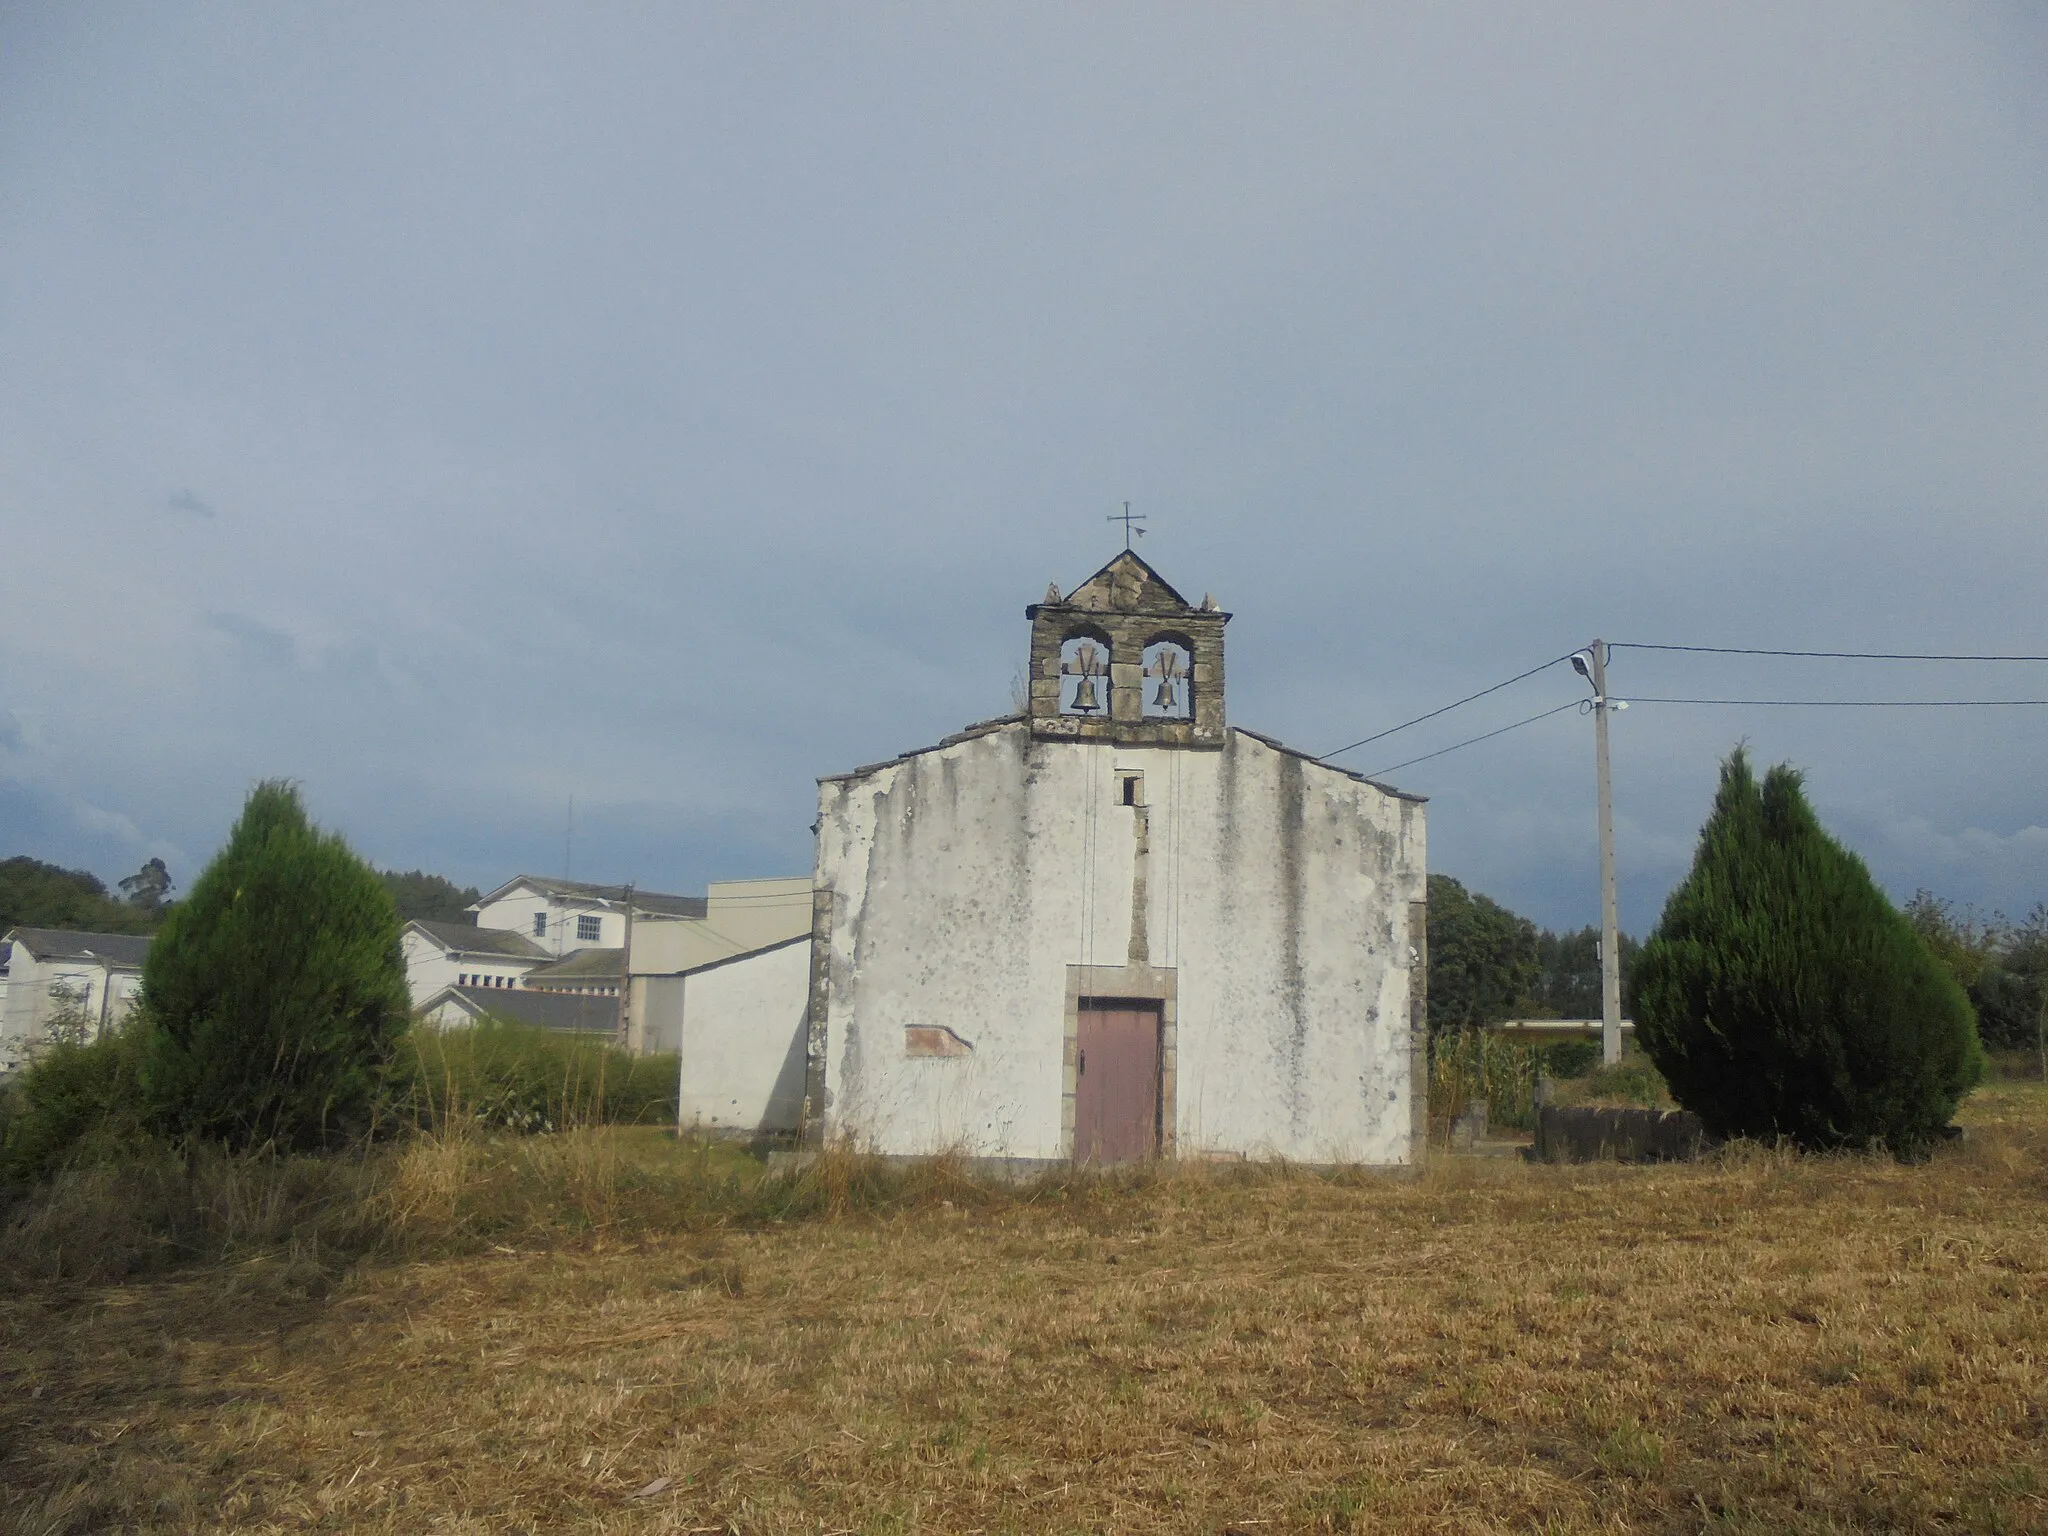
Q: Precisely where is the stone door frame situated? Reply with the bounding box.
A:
[1062,963,1177,1161]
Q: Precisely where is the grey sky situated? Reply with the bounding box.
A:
[3,3,2044,933]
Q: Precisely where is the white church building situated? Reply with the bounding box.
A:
[791,551,1429,1167]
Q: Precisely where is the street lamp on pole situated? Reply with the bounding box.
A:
[1572,643,1629,1066]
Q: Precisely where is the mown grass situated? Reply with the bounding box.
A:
[3,1085,2046,1534]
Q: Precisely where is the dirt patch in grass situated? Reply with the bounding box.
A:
[4,1087,2046,1534]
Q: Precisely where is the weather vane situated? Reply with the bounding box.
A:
[1108,501,1147,550]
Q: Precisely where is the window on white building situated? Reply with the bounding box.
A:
[532,912,548,937]
[577,914,602,943]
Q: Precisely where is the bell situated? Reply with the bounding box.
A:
[1072,674,1102,713]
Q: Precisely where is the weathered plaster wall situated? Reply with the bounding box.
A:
[675,937,811,1134]
[812,723,1425,1164]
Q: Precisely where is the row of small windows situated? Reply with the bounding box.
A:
[531,912,605,943]
[1058,635,1192,719]
[458,974,618,997]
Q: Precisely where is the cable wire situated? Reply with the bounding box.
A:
[1613,643,2048,662]
[1367,701,1580,778]
[1322,653,1574,760]
[1625,696,2048,707]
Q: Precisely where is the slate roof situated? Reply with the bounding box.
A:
[430,986,620,1034]
[471,876,707,919]
[2,928,154,968]
[408,920,551,959]
[526,947,625,982]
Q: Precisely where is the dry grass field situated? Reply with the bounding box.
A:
[4,1084,2046,1535]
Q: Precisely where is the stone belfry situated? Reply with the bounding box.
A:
[1024,550,1229,748]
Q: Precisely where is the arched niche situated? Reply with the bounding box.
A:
[1059,630,1111,715]
[1141,635,1193,719]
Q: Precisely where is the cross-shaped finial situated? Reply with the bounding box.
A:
[1108,501,1147,550]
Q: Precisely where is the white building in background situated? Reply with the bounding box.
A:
[798,551,1429,1167]
[0,928,152,1074]
[402,920,551,1006]
[406,874,815,1052]
[667,934,812,1132]
[470,876,707,956]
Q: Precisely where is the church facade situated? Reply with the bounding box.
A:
[801,551,1428,1166]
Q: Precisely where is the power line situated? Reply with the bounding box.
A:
[1625,696,2048,707]
[1613,643,2048,662]
[1323,654,1573,760]
[1367,701,1580,778]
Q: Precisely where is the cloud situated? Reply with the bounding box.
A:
[72,799,144,845]
[203,611,296,668]
[0,4,2042,923]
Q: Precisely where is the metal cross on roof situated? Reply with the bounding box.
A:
[1108,501,1147,549]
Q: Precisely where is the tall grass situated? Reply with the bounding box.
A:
[393,1020,677,1133]
[1428,1028,1540,1131]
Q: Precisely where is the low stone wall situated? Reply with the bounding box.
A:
[1531,1106,1717,1164]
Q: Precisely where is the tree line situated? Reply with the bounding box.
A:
[1425,872,1641,1034]
[1,854,480,934]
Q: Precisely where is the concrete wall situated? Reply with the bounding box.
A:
[811,722,1425,1164]
[673,937,811,1134]
[626,881,813,976]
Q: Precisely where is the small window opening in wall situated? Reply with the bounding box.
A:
[532,912,547,937]
[1118,773,1142,807]
[577,914,601,943]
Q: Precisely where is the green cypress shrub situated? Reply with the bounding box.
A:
[1634,748,1984,1155]
[138,781,409,1151]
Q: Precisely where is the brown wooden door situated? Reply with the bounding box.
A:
[1074,1001,1161,1163]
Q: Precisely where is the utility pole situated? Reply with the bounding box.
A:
[1589,641,1624,1066]
[616,883,635,1054]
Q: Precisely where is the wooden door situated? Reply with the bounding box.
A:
[1074,1001,1161,1163]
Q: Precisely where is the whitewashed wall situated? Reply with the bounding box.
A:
[0,953,143,1071]
[400,929,538,1008]
[812,724,1425,1165]
[674,937,811,1135]
[475,886,628,953]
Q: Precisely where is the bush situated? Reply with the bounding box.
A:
[397,1021,677,1133]
[138,781,409,1152]
[1563,1056,1672,1109]
[1542,1039,1600,1079]
[1633,748,1985,1156]
[0,1025,147,1183]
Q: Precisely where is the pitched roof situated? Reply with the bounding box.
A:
[672,932,809,979]
[1,927,153,968]
[1045,550,1200,615]
[470,876,707,919]
[426,986,621,1034]
[1230,728,1429,803]
[407,920,551,959]
[526,947,625,981]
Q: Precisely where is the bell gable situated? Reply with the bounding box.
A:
[1024,551,1229,747]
